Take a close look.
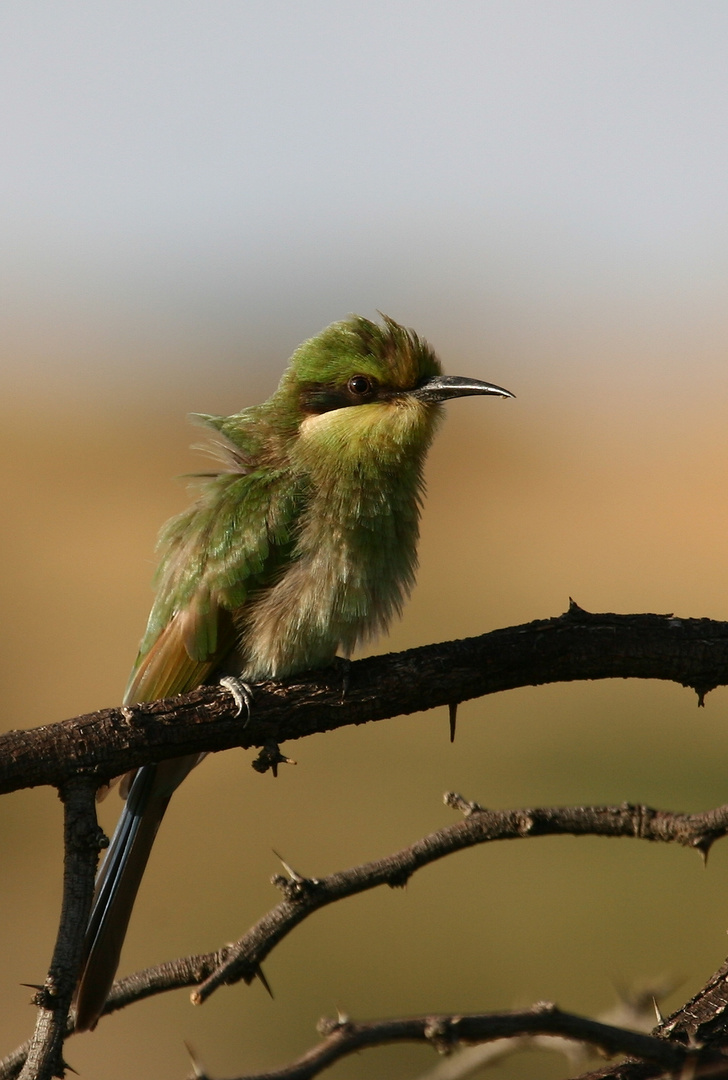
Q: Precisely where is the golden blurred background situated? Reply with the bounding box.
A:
[2,5,728,1079]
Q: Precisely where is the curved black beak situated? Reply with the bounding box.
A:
[411,375,515,403]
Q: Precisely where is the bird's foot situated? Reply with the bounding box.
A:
[219,676,253,724]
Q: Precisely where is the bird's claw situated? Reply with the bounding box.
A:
[219,676,253,724]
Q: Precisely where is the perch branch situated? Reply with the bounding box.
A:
[3,606,728,795]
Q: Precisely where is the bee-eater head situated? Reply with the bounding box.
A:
[273,314,513,447]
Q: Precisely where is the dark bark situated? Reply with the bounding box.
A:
[17,779,101,1080]
[6,606,728,1078]
[1,605,725,795]
[188,1004,699,1080]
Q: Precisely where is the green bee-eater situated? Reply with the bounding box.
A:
[74,314,513,1031]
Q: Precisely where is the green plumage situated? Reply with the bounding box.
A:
[125,314,443,702]
[75,313,513,1032]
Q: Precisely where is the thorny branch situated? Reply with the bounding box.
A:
[191,794,728,1005]
[178,1003,710,1080]
[5,793,728,1078]
[89,794,728,1017]
[17,778,101,1080]
[2,606,728,795]
[6,607,728,1078]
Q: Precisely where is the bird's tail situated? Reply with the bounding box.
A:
[74,755,199,1031]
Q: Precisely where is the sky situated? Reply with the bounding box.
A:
[2,1,727,407]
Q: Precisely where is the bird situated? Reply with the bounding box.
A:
[73,313,513,1031]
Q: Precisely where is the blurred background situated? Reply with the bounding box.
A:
[2,3,728,1078]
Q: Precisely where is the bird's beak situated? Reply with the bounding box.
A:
[411,375,515,403]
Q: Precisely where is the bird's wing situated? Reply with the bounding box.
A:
[122,598,234,706]
[124,466,297,706]
[75,467,299,1031]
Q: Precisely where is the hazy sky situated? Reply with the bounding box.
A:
[2,2,727,398]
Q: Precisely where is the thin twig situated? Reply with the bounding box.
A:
[4,794,728,1077]
[413,978,681,1080]
[60,797,728,1017]
[178,1003,705,1080]
[191,795,728,1004]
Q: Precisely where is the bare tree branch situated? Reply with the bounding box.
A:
[6,608,728,1078]
[176,1003,712,1080]
[64,794,726,1019]
[412,980,681,1080]
[2,606,728,796]
[17,777,101,1080]
[190,793,728,1006]
[3,788,728,1080]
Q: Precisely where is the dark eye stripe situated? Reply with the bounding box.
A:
[300,376,382,414]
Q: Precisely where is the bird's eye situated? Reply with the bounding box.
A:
[347,375,374,398]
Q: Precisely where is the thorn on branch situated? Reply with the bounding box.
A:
[317,1013,353,1037]
[271,850,323,902]
[271,872,321,903]
[254,965,274,999]
[695,837,712,865]
[448,702,458,743]
[694,684,717,707]
[272,850,307,883]
[183,1041,209,1080]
